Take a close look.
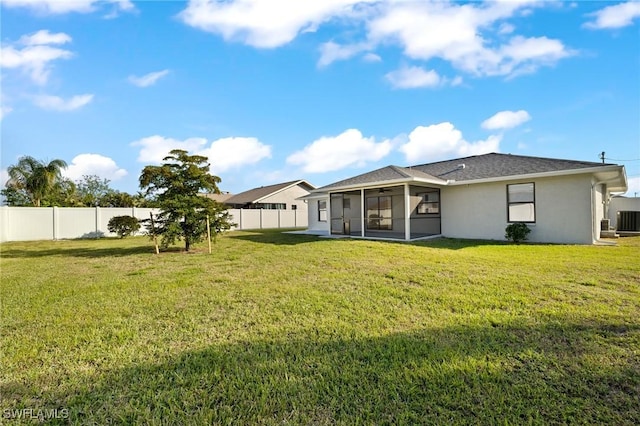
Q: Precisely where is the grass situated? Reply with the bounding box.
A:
[1,231,639,424]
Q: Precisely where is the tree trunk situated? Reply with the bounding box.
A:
[185,237,190,252]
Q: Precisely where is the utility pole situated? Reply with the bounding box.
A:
[599,151,605,164]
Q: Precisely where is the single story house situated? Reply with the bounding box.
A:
[224,180,315,212]
[202,192,234,204]
[301,153,627,244]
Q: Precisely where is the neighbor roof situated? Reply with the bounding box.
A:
[225,180,315,205]
[314,153,622,192]
[201,193,233,203]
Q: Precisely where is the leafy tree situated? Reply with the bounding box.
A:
[101,190,136,207]
[108,215,141,238]
[6,156,68,207]
[1,186,31,206]
[43,178,80,207]
[76,175,113,206]
[139,149,233,251]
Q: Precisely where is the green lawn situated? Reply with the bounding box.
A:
[1,231,639,424]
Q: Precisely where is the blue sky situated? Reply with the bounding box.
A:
[1,0,639,196]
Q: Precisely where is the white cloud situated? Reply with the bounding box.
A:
[498,23,515,35]
[33,94,94,111]
[369,2,573,78]
[132,135,209,164]
[318,41,369,67]
[19,30,72,46]
[286,128,392,173]
[399,122,501,164]
[181,1,574,80]
[584,1,640,30]
[131,135,272,173]
[362,52,382,63]
[128,69,170,87]
[63,154,128,181]
[2,0,134,15]
[197,137,272,173]
[178,0,371,48]
[0,31,74,85]
[385,65,442,89]
[481,110,531,130]
[496,36,573,77]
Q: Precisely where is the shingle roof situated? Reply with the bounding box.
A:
[225,180,314,205]
[201,193,233,203]
[316,153,617,192]
[412,153,614,182]
[319,165,443,191]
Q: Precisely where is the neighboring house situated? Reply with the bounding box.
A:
[224,180,315,212]
[301,153,627,244]
[609,196,640,233]
[201,192,234,204]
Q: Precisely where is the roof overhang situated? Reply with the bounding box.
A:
[310,176,447,195]
[446,165,627,191]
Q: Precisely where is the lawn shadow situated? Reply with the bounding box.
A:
[228,229,510,250]
[226,229,326,246]
[0,244,181,259]
[4,317,638,424]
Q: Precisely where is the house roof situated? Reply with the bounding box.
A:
[314,153,626,192]
[319,165,444,191]
[411,153,616,182]
[201,193,233,203]
[225,180,315,205]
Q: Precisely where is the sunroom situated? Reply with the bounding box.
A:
[302,165,449,241]
[323,184,442,240]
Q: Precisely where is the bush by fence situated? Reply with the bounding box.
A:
[0,207,307,242]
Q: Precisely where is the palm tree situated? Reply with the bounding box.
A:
[6,156,68,207]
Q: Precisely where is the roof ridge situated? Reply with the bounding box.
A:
[388,165,412,178]
[410,152,614,168]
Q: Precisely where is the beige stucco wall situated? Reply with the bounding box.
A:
[441,174,595,244]
[306,198,329,232]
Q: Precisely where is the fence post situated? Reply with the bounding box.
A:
[278,209,281,229]
[0,207,7,243]
[53,206,59,240]
[95,206,101,236]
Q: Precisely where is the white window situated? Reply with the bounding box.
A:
[507,183,535,223]
[318,200,327,222]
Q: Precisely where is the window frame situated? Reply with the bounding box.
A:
[507,182,536,223]
[366,195,393,230]
[318,200,327,222]
[416,190,440,215]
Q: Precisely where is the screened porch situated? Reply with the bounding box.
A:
[325,184,442,241]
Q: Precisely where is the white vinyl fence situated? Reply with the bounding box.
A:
[0,206,307,242]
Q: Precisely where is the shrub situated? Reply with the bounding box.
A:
[505,223,531,244]
[108,215,140,238]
